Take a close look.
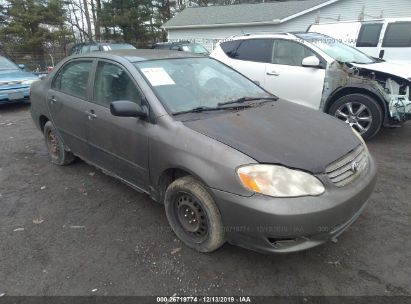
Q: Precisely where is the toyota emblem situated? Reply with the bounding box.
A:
[351,161,360,173]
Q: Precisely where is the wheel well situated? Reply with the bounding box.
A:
[156,168,191,204]
[39,115,49,133]
[325,87,386,114]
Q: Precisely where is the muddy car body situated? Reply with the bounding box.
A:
[30,50,377,253]
[211,32,411,139]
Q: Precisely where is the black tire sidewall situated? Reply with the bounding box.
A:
[164,176,225,253]
[329,94,383,140]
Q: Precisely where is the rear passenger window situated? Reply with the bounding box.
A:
[357,23,383,47]
[220,40,241,58]
[382,22,411,47]
[52,60,92,99]
[234,39,273,63]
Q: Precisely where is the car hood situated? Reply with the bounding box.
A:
[182,100,361,174]
[352,61,411,80]
[0,70,38,81]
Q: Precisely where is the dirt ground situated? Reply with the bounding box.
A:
[0,103,410,296]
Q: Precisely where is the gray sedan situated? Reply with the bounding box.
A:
[30,50,377,253]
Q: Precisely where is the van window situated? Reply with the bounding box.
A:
[382,22,411,47]
[234,39,273,63]
[357,23,383,47]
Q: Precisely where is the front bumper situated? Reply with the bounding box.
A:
[0,87,30,103]
[212,155,377,254]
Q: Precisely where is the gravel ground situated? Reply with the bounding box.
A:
[0,103,410,296]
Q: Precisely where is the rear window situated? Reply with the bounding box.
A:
[220,40,241,58]
[233,39,273,63]
[382,22,411,47]
[52,60,92,99]
[356,23,383,47]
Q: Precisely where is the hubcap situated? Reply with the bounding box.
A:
[335,102,372,134]
[175,193,208,239]
[47,131,60,159]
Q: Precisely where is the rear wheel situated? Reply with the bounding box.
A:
[164,176,225,253]
[329,93,383,140]
[44,121,75,165]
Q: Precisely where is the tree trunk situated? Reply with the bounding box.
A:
[95,0,102,41]
[82,0,93,41]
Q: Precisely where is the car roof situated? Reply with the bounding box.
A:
[73,41,133,46]
[69,49,204,62]
[223,32,331,43]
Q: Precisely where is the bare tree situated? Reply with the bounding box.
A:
[82,0,93,40]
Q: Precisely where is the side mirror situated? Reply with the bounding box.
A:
[18,64,25,70]
[110,100,148,118]
[379,50,385,59]
[302,56,321,68]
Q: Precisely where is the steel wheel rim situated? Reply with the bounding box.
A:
[47,130,60,159]
[174,192,208,242]
[335,102,372,134]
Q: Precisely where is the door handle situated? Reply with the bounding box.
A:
[85,110,97,120]
[266,71,279,76]
[49,97,57,104]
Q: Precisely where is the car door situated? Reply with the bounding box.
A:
[380,21,411,63]
[229,39,273,87]
[265,39,325,109]
[86,60,149,191]
[47,59,93,159]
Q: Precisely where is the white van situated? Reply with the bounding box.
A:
[308,18,411,64]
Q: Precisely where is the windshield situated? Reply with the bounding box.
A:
[0,57,19,70]
[299,34,375,64]
[181,44,209,54]
[135,58,272,114]
[109,43,136,50]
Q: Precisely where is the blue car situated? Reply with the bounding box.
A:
[0,56,40,104]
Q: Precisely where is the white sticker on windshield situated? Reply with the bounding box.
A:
[141,67,175,86]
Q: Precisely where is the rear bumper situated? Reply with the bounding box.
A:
[0,87,30,103]
[212,155,377,254]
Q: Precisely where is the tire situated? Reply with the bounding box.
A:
[43,121,75,166]
[329,93,383,140]
[164,176,225,253]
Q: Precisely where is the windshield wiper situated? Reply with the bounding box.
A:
[172,104,252,116]
[172,106,223,116]
[217,96,278,107]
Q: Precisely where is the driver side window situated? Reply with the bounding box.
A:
[93,61,143,108]
[272,40,315,67]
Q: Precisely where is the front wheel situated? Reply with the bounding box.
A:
[164,176,225,253]
[329,94,383,140]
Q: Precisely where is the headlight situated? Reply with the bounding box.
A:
[21,79,39,85]
[237,165,325,197]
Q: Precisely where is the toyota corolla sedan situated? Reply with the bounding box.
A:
[0,56,40,104]
[30,50,377,254]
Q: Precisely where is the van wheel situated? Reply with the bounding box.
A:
[329,94,383,140]
[44,121,75,165]
[164,176,225,253]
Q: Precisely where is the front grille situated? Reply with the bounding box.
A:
[326,145,368,187]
